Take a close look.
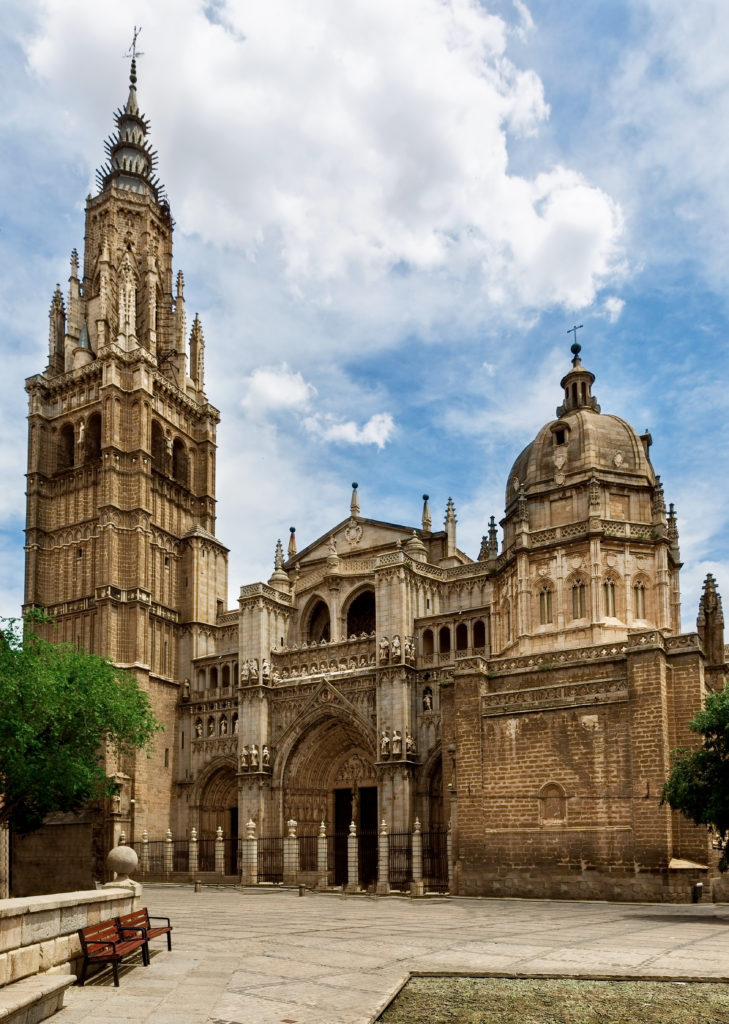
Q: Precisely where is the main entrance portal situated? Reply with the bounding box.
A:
[280,713,378,887]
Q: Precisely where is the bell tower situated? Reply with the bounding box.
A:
[24,58,228,839]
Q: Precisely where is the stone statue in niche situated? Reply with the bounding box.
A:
[391,635,401,662]
[261,658,271,679]
[207,717,215,736]
[405,731,417,756]
[220,716,228,735]
[194,718,203,738]
[250,744,260,769]
[232,715,239,734]
[249,659,259,680]
[379,636,390,663]
[262,745,271,767]
[423,688,433,711]
[380,731,390,758]
[241,661,250,682]
[392,730,402,756]
[182,679,190,698]
[240,745,250,770]
[404,638,415,665]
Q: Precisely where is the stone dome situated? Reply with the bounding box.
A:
[505,346,655,511]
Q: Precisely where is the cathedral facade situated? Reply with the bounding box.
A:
[20,65,727,901]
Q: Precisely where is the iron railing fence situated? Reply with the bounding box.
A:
[388,832,412,891]
[422,829,449,893]
[258,836,283,883]
[358,830,378,889]
[172,840,189,873]
[197,838,216,872]
[298,834,318,873]
[327,832,350,887]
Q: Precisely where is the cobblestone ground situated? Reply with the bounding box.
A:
[53,885,729,1024]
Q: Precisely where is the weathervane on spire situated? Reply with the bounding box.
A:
[123,26,144,85]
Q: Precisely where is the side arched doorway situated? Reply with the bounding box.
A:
[198,761,238,874]
[277,714,378,886]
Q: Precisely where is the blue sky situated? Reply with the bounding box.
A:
[1,0,728,628]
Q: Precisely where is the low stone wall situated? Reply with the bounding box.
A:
[0,887,138,986]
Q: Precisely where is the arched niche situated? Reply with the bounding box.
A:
[346,588,376,636]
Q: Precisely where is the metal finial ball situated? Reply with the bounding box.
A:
[422,494,429,501]
[352,482,358,489]
[130,58,137,86]
[570,341,581,356]
[289,526,295,534]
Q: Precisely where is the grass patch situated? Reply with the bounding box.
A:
[379,976,729,1024]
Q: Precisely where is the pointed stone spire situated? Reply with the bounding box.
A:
[422,494,432,532]
[556,339,600,417]
[350,482,360,518]
[444,497,457,558]
[287,526,297,559]
[95,58,166,203]
[487,515,499,563]
[189,314,205,392]
[268,539,290,592]
[667,502,680,551]
[48,284,65,375]
[652,475,666,520]
[697,574,726,684]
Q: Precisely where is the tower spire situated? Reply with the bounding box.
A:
[95,35,166,204]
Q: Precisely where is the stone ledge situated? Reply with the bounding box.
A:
[0,888,131,921]
[0,972,75,1024]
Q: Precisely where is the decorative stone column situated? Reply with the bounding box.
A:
[346,821,359,892]
[241,818,258,887]
[140,828,150,874]
[411,818,424,896]
[376,819,390,895]
[189,827,198,877]
[164,828,173,875]
[317,821,328,890]
[215,825,225,875]
[283,819,299,885]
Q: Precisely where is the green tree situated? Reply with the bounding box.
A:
[0,613,163,833]
[661,683,729,871]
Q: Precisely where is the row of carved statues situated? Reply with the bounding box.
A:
[239,744,272,771]
[379,635,416,665]
[272,631,376,651]
[380,728,417,758]
[194,714,238,738]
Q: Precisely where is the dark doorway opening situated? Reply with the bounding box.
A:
[359,786,378,887]
[333,788,352,885]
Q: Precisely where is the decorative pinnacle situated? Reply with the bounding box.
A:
[124,26,144,85]
[350,482,360,518]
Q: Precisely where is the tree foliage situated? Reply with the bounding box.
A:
[0,613,163,833]
[661,683,729,871]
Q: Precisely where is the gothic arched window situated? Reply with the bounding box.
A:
[346,589,376,635]
[172,438,188,486]
[539,783,566,823]
[439,626,451,654]
[308,600,331,643]
[571,579,587,619]
[473,620,486,649]
[151,420,166,471]
[58,423,74,471]
[85,413,102,461]
[633,580,646,619]
[539,585,553,625]
[603,578,616,617]
[456,622,468,651]
[422,629,434,656]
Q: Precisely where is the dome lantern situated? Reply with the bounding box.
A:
[556,342,600,417]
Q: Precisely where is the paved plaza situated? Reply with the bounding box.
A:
[54,884,729,1024]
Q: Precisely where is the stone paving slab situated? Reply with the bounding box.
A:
[50,885,729,1024]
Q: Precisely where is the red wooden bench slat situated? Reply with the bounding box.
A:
[116,907,173,952]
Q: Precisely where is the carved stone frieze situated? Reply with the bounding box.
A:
[481,677,628,717]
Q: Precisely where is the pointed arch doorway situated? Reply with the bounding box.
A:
[280,715,378,887]
[198,761,238,874]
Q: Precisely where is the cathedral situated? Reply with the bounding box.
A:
[18,63,728,901]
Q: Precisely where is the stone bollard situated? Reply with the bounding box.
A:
[411,818,424,896]
[189,827,198,877]
[140,828,150,875]
[317,820,328,890]
[241,819,258,887]
[346,821,359,892]
[283,818,299,885]
[376,819,390,895]
[215,825,225,875]
[164,828,174,875]
[104,844,142,898]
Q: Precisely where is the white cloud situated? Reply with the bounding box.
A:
[603,296,624,323]
[240,363,316,413]
[303,412,395,449]
[22,0,624,328]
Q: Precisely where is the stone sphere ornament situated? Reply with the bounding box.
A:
[106,844,138,880]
